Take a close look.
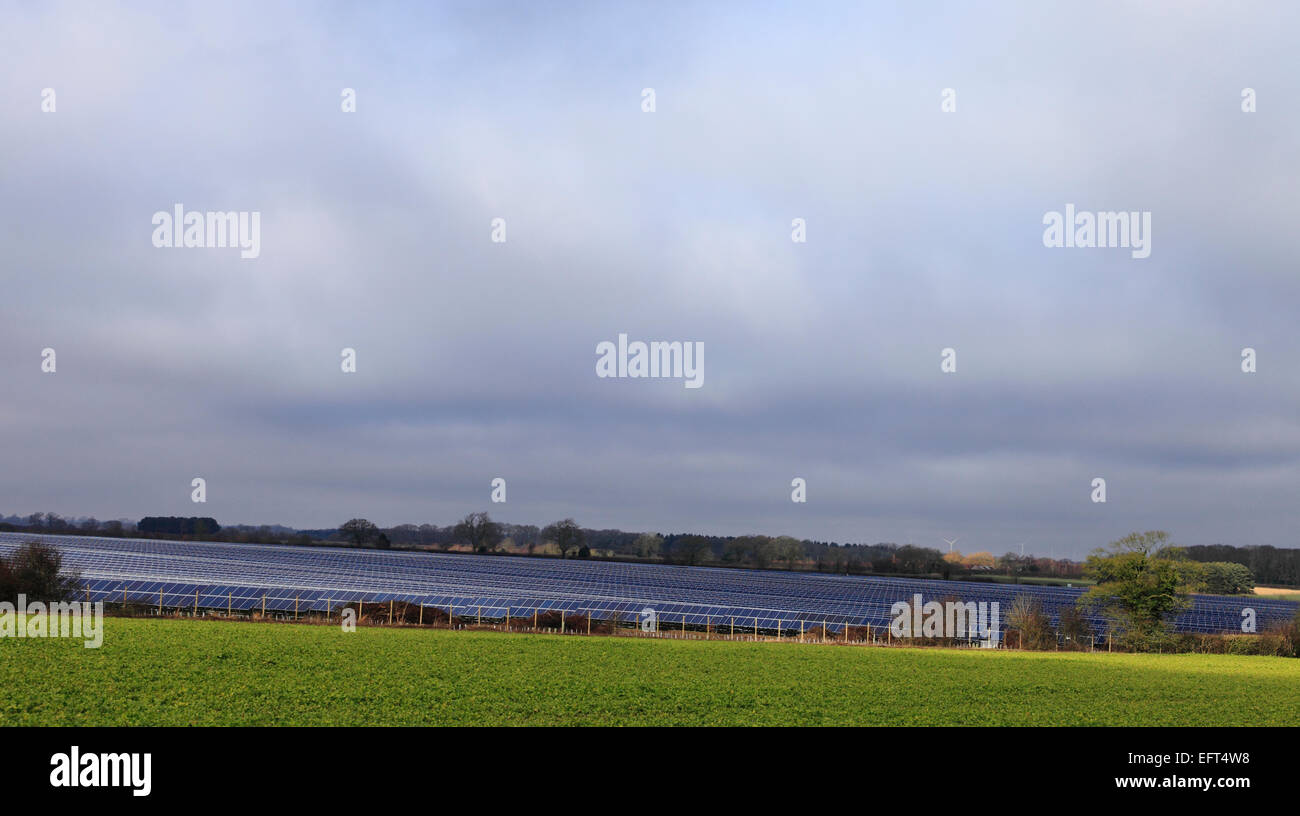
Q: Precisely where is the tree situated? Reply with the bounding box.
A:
[138,516,221,536]
[774,536,803,570]
[634,532,663,559]
[510,524,541,555]
[999,552,1034,581]
[895,544,942,574]
[1079,531,1192,642]
[542,519,583,559]
[339,518,379,548]
[1006,596,1054,650]
[0,539,81,603]
[1199,562,1255,595]
[453,512,503,553]
[672,535,710,566]
[1058,604,1093,649]
[727,535,770,568]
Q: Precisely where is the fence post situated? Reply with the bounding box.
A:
[262,594,266,616]
[754,617,758,639]
[730,616,734,637]
[419,604,424,626]
[295,595,300,620]
[587,614,592,635]
[228,591,232,616]
[823,621,827,641]
[389,599,394,625]
[158,589,163,615]
[449,604,453,628]
[193,589,198,615]
[561,613,565,634]
[800,620,804,642]
[477,605,481,626]
[534,608,538,630]
[504,607,508,630]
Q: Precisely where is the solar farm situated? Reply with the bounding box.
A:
[3,532,1294,639]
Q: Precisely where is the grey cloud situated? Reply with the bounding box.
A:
[2,1,1298,558]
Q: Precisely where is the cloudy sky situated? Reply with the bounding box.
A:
[2,1,1298,558]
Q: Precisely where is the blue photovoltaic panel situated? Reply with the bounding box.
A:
[1,532,1295,636]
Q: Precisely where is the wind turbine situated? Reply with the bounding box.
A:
[942,537,959,553]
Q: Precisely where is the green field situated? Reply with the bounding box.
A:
[4,616,1299,726]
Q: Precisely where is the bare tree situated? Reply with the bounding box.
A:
[453,512,503,553]
[542,519,583,559]
[339,518,379,547]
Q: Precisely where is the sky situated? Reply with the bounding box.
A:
[2,1,1298,559]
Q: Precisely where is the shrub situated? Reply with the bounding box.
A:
[1006,596,1055,650]
[1112,625,1180,653]
[0,539,81,603]
[1058,605,1094,650]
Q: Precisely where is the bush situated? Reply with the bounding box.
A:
[1262,610,1300,657]
[1006,596,1055,650]
[1058,605,1094,650]
[1113,625,1179,653]
[0,539,80,603]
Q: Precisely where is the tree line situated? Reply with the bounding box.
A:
[4,508,1298,588]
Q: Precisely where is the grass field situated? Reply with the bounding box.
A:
[4,616,1299,726]
[1255,587,1300,601]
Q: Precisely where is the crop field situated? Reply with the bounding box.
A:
[1255,587,1300,601]
[4,617,1299,726]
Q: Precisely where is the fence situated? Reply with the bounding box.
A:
[86,583,1093,650]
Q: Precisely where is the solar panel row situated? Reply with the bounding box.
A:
[2,532,1295,636]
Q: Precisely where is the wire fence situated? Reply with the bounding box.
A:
[84,583,1129,651]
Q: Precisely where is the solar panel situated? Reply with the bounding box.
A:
[2,532,1295,638]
